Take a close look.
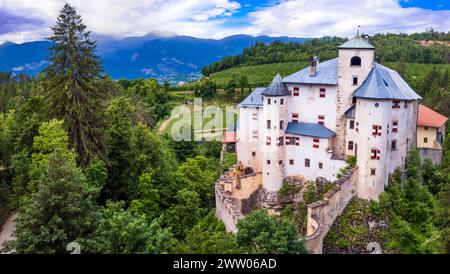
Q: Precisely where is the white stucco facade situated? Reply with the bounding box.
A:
[233,35,422,201]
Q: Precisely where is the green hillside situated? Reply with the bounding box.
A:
[211,61,449,92]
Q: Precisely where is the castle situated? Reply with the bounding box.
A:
[215,32,445,253]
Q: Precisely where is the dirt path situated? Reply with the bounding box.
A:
[0,213,17,253]
[157,105,191,134]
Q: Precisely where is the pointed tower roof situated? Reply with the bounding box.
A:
[353,63,421,101]
[262,73,290,97]
[339,29,374,49]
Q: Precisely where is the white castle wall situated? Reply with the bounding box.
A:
[285,84,338,130]
[237,106,263,172]
[284,136,347,182]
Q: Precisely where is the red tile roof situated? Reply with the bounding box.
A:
[222,132,237,143]
[418,105,448,128]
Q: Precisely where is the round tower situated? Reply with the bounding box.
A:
[261,74,289,196]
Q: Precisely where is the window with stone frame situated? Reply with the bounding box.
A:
[392,120,398,133]
[371,149,381,160]
[313,138,320,148]
[319,88,326,98]
[372,125,382,136]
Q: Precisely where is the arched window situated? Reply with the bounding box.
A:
[350,56,361,66]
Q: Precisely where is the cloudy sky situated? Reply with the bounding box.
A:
[0,0,449,44]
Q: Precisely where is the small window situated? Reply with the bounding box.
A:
[280,99,284,105]
[267,98,271,105]
[372,125,382,136]
[267,160,271,165]
[318,115,325,125]
[286,136,300,146]
[267,120,271,129]
[404,101,408,108]
[289,159,294,165]
[319,162,323,169]
[277,137,284,147]
[266,137,271,146]
[371,149,380,160]
[392,100,400,109]
[280,120,284,130]
[279,160,283,165]
[252,152,256,156]
[391,140,397,151]
[424,138,428,143]
[349,120,355,129]
[350,56,361,66]
[293,87,300,96]
[313,138,320,148]
[353,76,358,85]
[319,88,326,98]
[371,169,376,176]
[348,141,354,150]
[424,126,428,130]
[305,159,310,167]
[292,113,299,123]
[392,121,398,133]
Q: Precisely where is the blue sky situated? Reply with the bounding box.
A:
[0,0,449,44]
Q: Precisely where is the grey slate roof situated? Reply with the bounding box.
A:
[339,36,374,49]
[353,63,422,101]
[344,104,356,119]
[262,73,290,96]
[285,122,336,138]
[238,87,264,107]
[282,58,338,85]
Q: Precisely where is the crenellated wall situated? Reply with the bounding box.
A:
[306,167,359,254]
[215,163,263,232]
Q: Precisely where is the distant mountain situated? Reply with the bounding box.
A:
[0,34,307,82]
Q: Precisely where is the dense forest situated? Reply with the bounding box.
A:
[202,30,450,76]
[0,4,308,254]
[0,4,448,254]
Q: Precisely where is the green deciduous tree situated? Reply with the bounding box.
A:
[130,172,160,220]
[84,201,174,254]
[165,188,205,239]
[174,156,218,207]
[236,209,308,254]
[174,211,240,254]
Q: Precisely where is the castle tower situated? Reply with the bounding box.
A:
[334,30,375,156]
[353,63,422,200]
[261,74,289,198]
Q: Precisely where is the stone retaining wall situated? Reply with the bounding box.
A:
[306,167,358,253]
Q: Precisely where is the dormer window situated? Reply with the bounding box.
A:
[350,56,361,66]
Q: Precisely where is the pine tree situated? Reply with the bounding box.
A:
[45,4,105,166]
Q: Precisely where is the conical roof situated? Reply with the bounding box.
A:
[339,35,374,49]
[262,73,290,97]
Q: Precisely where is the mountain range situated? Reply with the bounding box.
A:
[0,34,306,83]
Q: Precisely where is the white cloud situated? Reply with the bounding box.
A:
[0,0,449,44]
[0,0,242,42]
[246,0,450,38]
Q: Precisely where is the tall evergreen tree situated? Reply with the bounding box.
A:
[45,4,105,166]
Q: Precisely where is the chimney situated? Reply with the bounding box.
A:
[310,56,319,76]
